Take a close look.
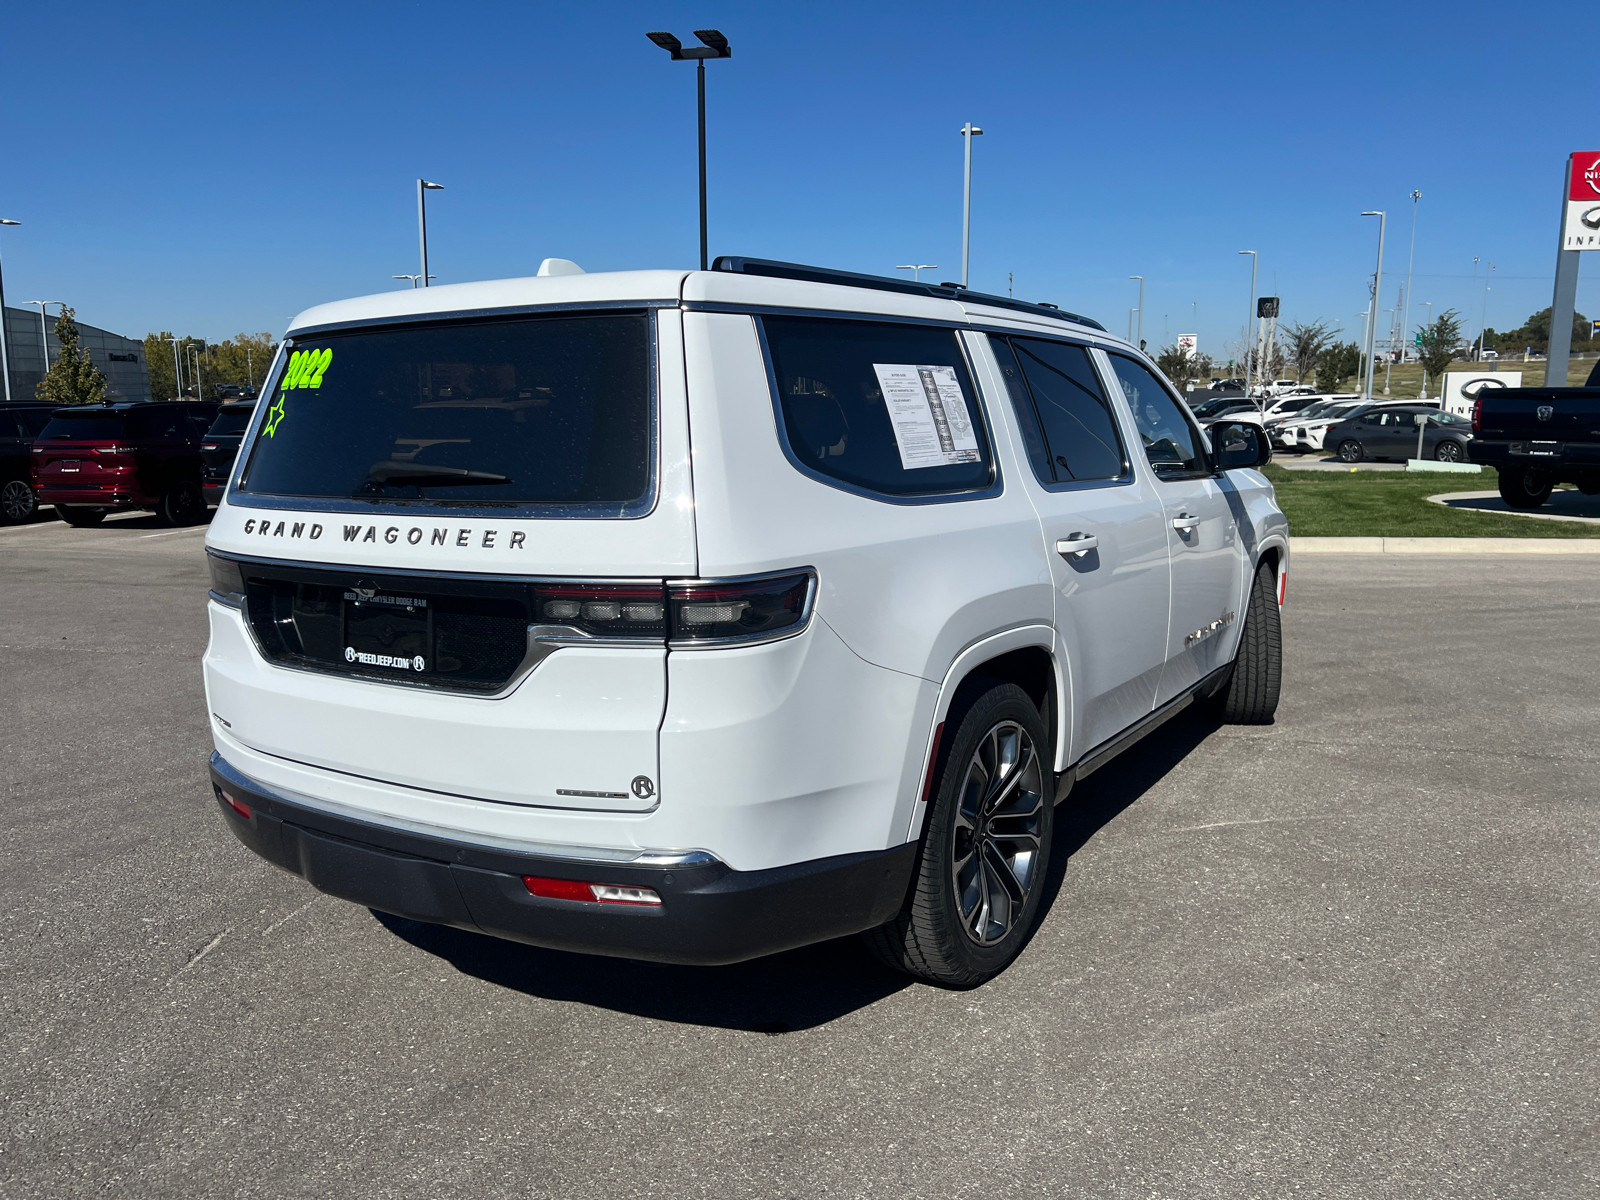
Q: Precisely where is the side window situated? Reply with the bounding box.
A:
[1105,354,1206,476]
[1009,337,1127,482]
[22,410,54,437]
[988,337,1052,483]
[762,316,993,498]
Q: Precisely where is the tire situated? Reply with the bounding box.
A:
[1498,465,1552,511]
[1214,560,1282,725]
[1,478,37,524]
[158,480,205,526]
[1336,439,1364,463]
[1434,440,1465,464]
[865,681,1053,987]
[54,504,106,527]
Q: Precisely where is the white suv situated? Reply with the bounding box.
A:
[202,257,1289,986]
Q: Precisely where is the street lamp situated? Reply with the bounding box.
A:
[1129,276,1144,349]
[959,123,983,288]
[28,300,62,375]
[1360,211,1387,402]
[896,265,938,282]
[1401,190,1420,362]
[0,219,18,402]
[1237,251,1258,396]
[646,29,732,272]
[1477,263,1496,361]
[416,181,444,288]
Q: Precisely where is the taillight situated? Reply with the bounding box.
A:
[207,553,246,604]
[523,876,662,906]
[532,583,666,639]
[201,443,219,450]
[93,445,133,455]
[667,570,815,645]
[1471,396,1482,434]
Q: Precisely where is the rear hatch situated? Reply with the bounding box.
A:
[205,297,696,813]
[201,405,256,484]
[1476,388,1600,442]
[32,410,133,493]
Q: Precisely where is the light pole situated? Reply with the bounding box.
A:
[1129,276,1144,349]
[1382,307,1396,393]
[1402,190,1420,361]
[896,265,937,282]
[416,181,444,287]
[959,123,984,288]
[1477,263,1496,360]
[28,300,62,376]
[0,219,18,402]
[1360,211,1387,402]
[1238,251,1258,396]
[1418,302,1434,397]
[646,29,732,272]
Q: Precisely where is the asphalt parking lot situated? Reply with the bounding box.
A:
[2,514,1595,1199]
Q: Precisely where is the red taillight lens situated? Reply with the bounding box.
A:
[668,571,814,645]
[522,876,662,906]
[219,790,252,819]
[92,445,133,455]
[1471,396,1482,434]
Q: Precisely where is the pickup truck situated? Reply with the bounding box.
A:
[1468,361,1600,509]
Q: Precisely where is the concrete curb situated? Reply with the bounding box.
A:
[1292,536,1600,554]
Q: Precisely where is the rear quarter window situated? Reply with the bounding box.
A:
[760,316,993,499]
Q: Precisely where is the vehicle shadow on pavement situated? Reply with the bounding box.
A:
[372,912,914,1032]
[375,709,1219,1029]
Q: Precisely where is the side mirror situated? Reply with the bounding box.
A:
[1212,421,1271,470]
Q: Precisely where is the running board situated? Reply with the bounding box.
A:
[1053,665,1232,803]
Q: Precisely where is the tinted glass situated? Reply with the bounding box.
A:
[128,408,187,440]
[762,316,991,497]
[988,338,1052,483]
[208,407,257,437]
[240,313,651,507]
[1008,337,1126,482]
[40,412,127,440]
[20,409,53,436]
[1106,355,1206,474]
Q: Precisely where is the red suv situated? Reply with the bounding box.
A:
[32,402,219,526]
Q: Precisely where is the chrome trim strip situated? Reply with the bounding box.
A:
[287,297,678,339]
[207,589,244,608]
[210,752,719,867]
[228,309,662,522]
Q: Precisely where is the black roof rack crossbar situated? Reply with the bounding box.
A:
[711,256,1106,332]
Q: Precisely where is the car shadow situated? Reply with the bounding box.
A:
[375,708,1221,1029]
[40,506,214,531]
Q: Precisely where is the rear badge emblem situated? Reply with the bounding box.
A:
[631,776,655,799]
[1536,405,1554,421]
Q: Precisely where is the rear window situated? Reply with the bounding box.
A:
[761,316,992,498]
[39,412,126,440]
[207,407,257,437]
[239,313,652,509]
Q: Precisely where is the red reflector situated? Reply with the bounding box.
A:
[920,722,945,803]
[1277,569,1287,607]
[522,876,662,906]
[220,790,251,819]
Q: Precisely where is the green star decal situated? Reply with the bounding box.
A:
[263,396,286,438]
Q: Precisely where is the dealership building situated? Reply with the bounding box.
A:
[1,305,151,403]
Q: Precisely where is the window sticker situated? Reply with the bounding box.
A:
[871,363,981,470]
[281,347,333,392]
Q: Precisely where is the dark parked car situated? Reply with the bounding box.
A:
[1,402,56,523]
[31,401,219,526]
[1325,405,1473,464]
[200,401,257,503]
[1190,396,1255,420]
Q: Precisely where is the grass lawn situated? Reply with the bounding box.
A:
[1300,354,1596,399]
[1261,464,1600,538]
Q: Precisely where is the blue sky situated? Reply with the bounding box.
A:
[1,1,1594,361]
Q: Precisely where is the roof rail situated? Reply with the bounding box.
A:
[711,256,1106,332]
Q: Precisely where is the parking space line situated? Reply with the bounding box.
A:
[140,526,209,539]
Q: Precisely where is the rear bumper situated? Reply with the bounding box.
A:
[36,485,150,507]
[208,753,917,966]
[1468,439,1600,474]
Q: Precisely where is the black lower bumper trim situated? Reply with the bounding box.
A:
[208,753,917,965]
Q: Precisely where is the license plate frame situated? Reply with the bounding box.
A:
[341,594,434,675]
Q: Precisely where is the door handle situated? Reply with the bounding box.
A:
[1171,513,1201,531]
[1056,534,1098,557]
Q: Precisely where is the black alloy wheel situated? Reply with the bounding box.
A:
[1434,440,1465,464]
[159,480,205,527]
[1498,464,1553,511]
[54,504,107,527]
[865,680,1053,987]
[1,478,37,524]
[1337,439,1364,463]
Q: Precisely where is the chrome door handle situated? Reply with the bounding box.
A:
[1056,534,1098,557]
[1171,513,1201,531]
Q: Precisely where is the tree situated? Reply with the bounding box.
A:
[1483,306,1593,354]
[1283,320,1332,382]
[143,330,279,400]
[36,307,108,406]
[1156,342,1203,391]
[1417,309,1464,386]
[1315,341,1362,393]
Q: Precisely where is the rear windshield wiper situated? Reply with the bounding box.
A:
[357,461,512,495]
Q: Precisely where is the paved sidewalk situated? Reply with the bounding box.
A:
[1293,535,1600,553]
[1429,489,1600,526]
